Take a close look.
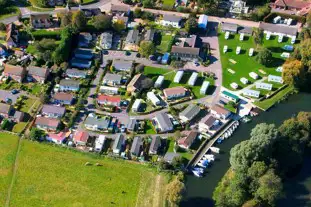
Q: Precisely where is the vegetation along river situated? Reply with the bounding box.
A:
[181,93,311,207]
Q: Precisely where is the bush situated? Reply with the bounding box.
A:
[31,30,61,40]
[0,22,6,31]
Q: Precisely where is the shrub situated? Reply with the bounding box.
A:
[31,30,61,40]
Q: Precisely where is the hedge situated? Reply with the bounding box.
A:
[31,29,61,40]
[263,12,306,24]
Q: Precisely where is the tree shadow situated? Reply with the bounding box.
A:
[181,197,215,207]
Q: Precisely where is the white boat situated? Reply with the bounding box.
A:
[193,167,204,173]
[197,162,207,168]
[192,170,202,177]
[210,147,220,153]
[206,157,215,162]
[229,128,233,134]
[223,132,228,139]
[204,154,214,159]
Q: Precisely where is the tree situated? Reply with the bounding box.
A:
[112,20,125,33]
[139,41,155,57]
[250,5,270,21]
[294,39,311,68]
[142,0,154,8]
[306,11,311,27]
[61,12,72,27]
[282,59,305,87]
[134,8,143,18]
[34,38,57,62]
[185,17,198,33]
[158,158,169,171]
[298,28,311,41]
[170,60,184,69]
[165,178,185,206]
[135,64,145,73]
[0,22,6,31]
[171,156,184,169]
[29,128,45,141]
[253,28,263,47]
[93,14,112,31]
[255,48,272,66]
[72,11,87,31]
[141,77,153,89]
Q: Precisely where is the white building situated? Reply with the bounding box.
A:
[249,72,259,80]
[132,99,142,112]
[198,14,208,29]
[240,77,249,84]
[99,86,119,95]
[268,75,283,84]
[259,22,297,39]
[243,89,260,98]
[100,32,112,49]
[188,72,198,86]
[154,75,164,88]
[95,135,106,152]
[200,81,210,95]
[174,70,184,83]
[256,82,273,91]
[147,92,161,106]
[160,14,182,28]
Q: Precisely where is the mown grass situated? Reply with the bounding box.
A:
[0,133,19,206]
[156,33,174,54]
[9,140,165,206]
[12,122,28,133]
[162,0,175,8]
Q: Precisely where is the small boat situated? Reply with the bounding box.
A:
[197,162,207,168]
[223,132,228,139]
[192,170,202,177]
[204,154,214,158]
[210,147,220,153]
[229,128,233,133]
[193,167,204,173]
[217,138,222,144]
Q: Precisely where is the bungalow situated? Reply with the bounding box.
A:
[112,59,133,72]
[52,92,74,105]
[160,14,182,28]
[221,91,240,103]
[102,73,122,86]
[95,135,106,152]
[71,58,92,68]
[81,8,101,17]
[113,134,125,154]
[199,115,218,132]
[6,23,19,48]
[111,4,131,15]
[125,29,141,46]
[179,104,201,122]
[97,95,121,107]
[27,66,49,83]
[127,119,137,132]
[210,105,231,120]
[78,32,92,48]
[11,110,24,123]
[221,22,238,34]
[163,86,186,100]
[3,64,26,83]
[147,92,161,106]
[74,48,93,60]
[127,74,148,94]
[30,14,53,29]
[149,136,161,155]
[164,152,181,163]
[65,69,87,79]
[271,0,311,16]
[46,131,70,145]
[73,130,89,146]
[59,79,80,92]
[41,104,66,118]
[154,113,173,133]
[130,136,142,157]
[144,29,155,41]
[35,116,60,131]
[100,86,119,95]
[0,103,12,118]
[171,46,202,61]
[178,131,198,149]
[84,115,111,131]
[259,22,297,39]
[100,32,113,49]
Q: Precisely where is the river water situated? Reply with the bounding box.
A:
[181,93,311,207]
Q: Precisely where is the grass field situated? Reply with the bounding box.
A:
[12,122,28,133]
[144,66,215,98]
[19,98,37,114]
[162,0,175,8]
[156,33,174,54]
[218,31,294,89]
[0,133,19,206]
[6,139,166,206]
[145,120,156,134]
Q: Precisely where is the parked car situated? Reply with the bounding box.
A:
[11,89,19,94]
[125,51,131,56]
[149,55,155,61]
[136,53,141,58]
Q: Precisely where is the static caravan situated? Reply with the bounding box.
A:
[230,82,238,89]
[240,77,249,84]
[249,48,254,56]
[188,72,198,86]
[256,82,273,91]
[268,75,283,84]
[243,89,260,98]
[200,81,210,95]
[147,92,161,106]
[174,70,184,83]
[236,46,241,55]
[249,72,259,80]
[132,99,142,112]
[154,75,164,88]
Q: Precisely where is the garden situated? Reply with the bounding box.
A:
[154,31,175,54]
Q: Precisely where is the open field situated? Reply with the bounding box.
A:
[144,66,215,98]
[0,133,19,206]
[7,140,166,206]
[218,31,294,89]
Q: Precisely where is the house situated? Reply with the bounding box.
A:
[100,86,119,95]
[154,75,164,88]
[199,115,218,132]
[111,4,131,15]
[59,79,80,92]
[102,73,122,86]
[179,104,200,122]
[127,74,148,94]
[164,152,181,163]
[271,0,311,16]
[94,135,106,152]
[210,105,231,120]
[163,86,186,100]
[41,104,66,118]
[200,81,210,95]
[78,32,92,47]
[259,22,297,39]
[154,113,173,133]
[73,130,89,146]
[112,59,133,72]
[198,14,208,29]
[74,48,93,60]
[6,23,19,48]
[3,64,26,83]
[12,110,24,122]
[243,89,260,98]
[27,66,49,83]
[229,0,249,14]
[188,72,198,86]
[97,95,121,107]
[0,43,8,56]
[46,131,70,144]
[171,46,202,61]
[144,29,155,41]
[30,14,53,29]
[84,115,111,131]
[221,22,238,33]
[221,91,240,103]
[160,14,182,28]
[178,131,198,149]
[0,103,12,118]
[132,99,142,112]
[65,69,87,79]
[256,82,273,91]
[149,136,161,155]
[127,119,137,132]
[100,32,113,49]
[147,92,161,106]
[268,75,284,83]
[113,134,125,154]
[131,136,143,157]
[52,92,74,105]
[71,58,92,68]
[125,29,141,46]
[35,117,60,131]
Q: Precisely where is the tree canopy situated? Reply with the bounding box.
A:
[165,178,185,206]
[185,17,198,33]
[255,48,272,66]
[72,11,87,31]
[139,41,155,57]
[93,14,112,31]
[282,59,305,87]
[112,20,126,33]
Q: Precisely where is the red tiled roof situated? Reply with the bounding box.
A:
[73,130,89,143]
[97,95,121,103]
[274,0,311,9]
[163,86,186,97]
[4,64,25,76]
[35,117,60,128]
[53,92,74,101]
[48,131,67,141]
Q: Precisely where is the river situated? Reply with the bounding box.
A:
[181,93,311,207]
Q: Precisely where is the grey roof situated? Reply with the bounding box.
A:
[238,26,253,35]
[103,73,122,82]
[222,22,238,32]
[112,134,124,152]
[127,119,137,131]
[163,14,182,22]
[259,22,298,36]
[75,48,93,57]
[111,4,130,12]
[149,136,161,153]
[13,111,23,120]
[85,116,111,129]
[164,152,180,163]
[179,104,200,120]
[112,59,133,70]
[145,29,155,41]
[204,115,217,127]
[126,29,140,44]
[0,103,11,114]
[42,104,66,116]
[28,66,49,77]
[66,69,87,77]
[171,46,200,55]
[59,79,80,87]
[100,32,113,44]
[130,136,142,156]
[155,113,173,131]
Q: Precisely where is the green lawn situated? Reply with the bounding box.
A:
[156,33,174,54]
[218,31,294,89]
[144,66,215,99]
[19,98,38,114]
[27,6,54,12]
[8,140,166,206]
[0,133,19,206]
[145,120,156,134]
[12,122,28,133]
[162,0,175,8]
[167,138,193,161]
